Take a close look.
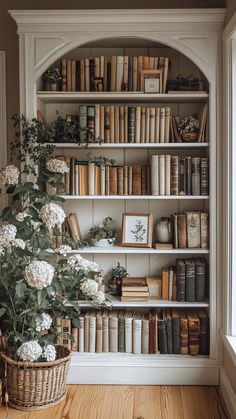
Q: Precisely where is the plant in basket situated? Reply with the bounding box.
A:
[41,66,61,91]
[168,74,202,91]
[178,114,200,142]
[87,217,118,247]
[0,115,108,411]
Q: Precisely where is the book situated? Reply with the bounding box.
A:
[61,59,67,91]
[162,268,169,300]
[151,155,159,195]
[132,165,142,195]
[133,313,142,355]
[185,259,196,302]
[128,107,135,143]
[180,311,189,355]
[66,60,72,91]
[177,213,187,248]
[116,56,124,91]
[159,155,165,195]
[119,106,125,143]
[198,309,209,355]
[160,108,165,143]
[146,276,162,299]
[71,327,78,351]
[200,212,209,248]
[186,212,201,248]
[67,213,81,240]
[102,312,109,353]
[79,314,84,352]
[141,314,149,354]
[177,259,186,302]
[109,166,118,195]
[118,311,125,353]
[200,158,209,195]
[61,317,71,350]
[125,311,133,353]
[172,309,180,354]
[170,155,179,195]
[165,154,171,195]
[191,157,201,195]
[109,311,118,352]
[155,243,173,250]
[179,157,186,195]
[111,56,117,92]
[150,107,155,143]
[149,311,158,354]
[114,106,120,143]
[96,311,103,353]
[195,258,206,302]
[89,312,96,353]
[158,318,168,354]
[165,309,173,354]
[187,311,200,356]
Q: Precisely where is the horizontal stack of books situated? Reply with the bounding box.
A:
[171,211,209,249]
[151,155,209,196]
[56,308,209,356]
[59,55,170,92]
[121,277,149,301]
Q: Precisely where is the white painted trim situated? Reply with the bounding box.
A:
[221,330,236,368]
[223,11,236,41]
[220,367,236,419]
[0,51,7,169]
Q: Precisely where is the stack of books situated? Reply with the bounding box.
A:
[171,211,209,249]
[59,55,170,92]
[56,308,209,356]
[121,277,149,301]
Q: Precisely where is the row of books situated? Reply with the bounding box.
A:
[171,211,209,249]
[59,56,169,92]
[56,308,209,356]
[151,155,209,196]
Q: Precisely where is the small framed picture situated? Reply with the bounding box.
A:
[121,213,153,248]
[140,70,163,93]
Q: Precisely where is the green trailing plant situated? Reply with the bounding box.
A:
[107,262,129,296]
[41,67,61,83]
[87,154,117,166]
[168,74,202,91]
[87,217,117,243]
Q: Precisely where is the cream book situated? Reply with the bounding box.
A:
[88,163,95,195]
[150,107,155,143]
[109,310,118,352]
[151,155,159,195]
[102,311,109,353]
[116,56,124,92]
[140,107,146,143]
[133,313,142,355]
[155,107,160,143]
[89,312,96,353]
[100,105,105,142]
[165,154,171,195]
[186,212,201,248]
[135,106,141,143]
[96,311,103,353]
[114,106,120,143]
[141,314,149,354]
[95,104,100,142]
[160,107,166,143]
[79,314,84,353]
[110,105,115,143]
[125,311,133,353]
[159,154,165,196]
[165,106,171,143]
[145,107,150,143]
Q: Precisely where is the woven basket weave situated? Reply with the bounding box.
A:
[0,345,71,411]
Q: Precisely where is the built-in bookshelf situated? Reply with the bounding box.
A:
[11,8,225,385]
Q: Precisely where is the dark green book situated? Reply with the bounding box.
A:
[118,312,125,352]
[128,107,135,143]
[186,156,192,195]
[200,158,209,195]
[185,259,196,302]
[179,157,186,195]
[172,309,180,354]
[191,157,201,195]
[195,258,206,302]
[198,309,209,355]
[177,259,185,302]
[158,318,168,354]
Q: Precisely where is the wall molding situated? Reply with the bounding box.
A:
[220,367,236,419]
[0,51,7,210]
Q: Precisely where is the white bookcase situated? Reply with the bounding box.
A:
[10,8,225,385]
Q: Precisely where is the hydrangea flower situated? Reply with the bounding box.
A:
[24,260,54,290]
[40,203,65,229]
[46,159,69,174]
[43,345,56,362]
[17,341,42,362]
[35,313,52,332]
[92,290,106,306]
[55,245,72,256]
[81,279,99,297]
[15,212,27,222]
[67,255,100,273]
[0,165,20,186]
[0,224,17,247]
[12,238,26,250]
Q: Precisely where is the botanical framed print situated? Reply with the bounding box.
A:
[140,69,163,93]
[121,213,153,248]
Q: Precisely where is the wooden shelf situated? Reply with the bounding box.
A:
[67,246,209,254]
[60,195,209,200]
[46,142,209,149]
[37,91,209,104]
[75,295,210,308]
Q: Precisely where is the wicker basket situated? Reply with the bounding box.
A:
[0,345,71,411]
[181,132,199,142]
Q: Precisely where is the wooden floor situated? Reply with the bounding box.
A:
[0,385,229,419]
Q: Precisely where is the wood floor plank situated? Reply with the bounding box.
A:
[160,386,184,419]
[133,386,161,419]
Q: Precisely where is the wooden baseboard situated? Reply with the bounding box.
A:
[220,367,236,419]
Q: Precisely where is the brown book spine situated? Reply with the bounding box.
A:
[177,213,187,248]
[180,314,189,355]
[114,106,120,143]
[61,59,67,91]
[141,166,147,195]
[132,165,142,195]
[119,106,125,143]
[71,61,76,92]
[123,166,128,195]
[149,313,158,354]
[132,56,138,91]
[150,108,155,143]
[111,56,116,92]
[104,106,110,143]
[170,155,179,195]
[66,60,72,92]
[124,105,128,143]
[110,105,115,143]
[188,313,200,356]
[80,59,85,92]
[117,167,124,195]
[128,166,133,195]
[85,58,90,92]
[109,167,118,195]
[100,106,105,142]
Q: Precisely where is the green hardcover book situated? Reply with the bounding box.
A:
[177,259,186,302]
[195,258,206,302]
[185,259,196,302]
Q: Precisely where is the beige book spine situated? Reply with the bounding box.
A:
[186,212,201,248]
[124,166,128,195]
[163,57,169,93]
[135,106,141,143]
[124,105,128,143]
[159,154,165,196]
[84,313,90,352]
[165,106,171,143]
[132,56,138,91]
[150,107,155,143]
[79,316,84,352]
[141,318,149,354]
[89,314,96,353]
[96,313,103,353]
[110,105,115,143]
[123,56,129,90]
[111,56,116,92]
[160,107,166,143]
[133,317,142,355]
[128,166,133,195]
[119,106,125,143]
[114,106,120,143]
[88,163,95,196]
[151,155,159,195]
[75,164,79,195]
[165,154,171,196]
[140,107,146,143]
[125,316,133,353]
[200,212,209,248]
[116,56,124,92]
[155,107,160,143]
[80,59,85,92]
[71,328,78,351]
[100,165,106,196]
[95,104,100,142]
[102,314,109,353]
[145,107,150,143]
[100,105,105,142]
[109,316,118,353]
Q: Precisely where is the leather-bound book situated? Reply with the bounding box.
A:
[200,212,209,248]
[180,311,189,355]
[71,61,76,92]
[111,56,117,92]
[172,309,180,354]
[141,314,149,354]
[123,56,129,91]
[160,108,165,143]
[110,105,115,143]
[128,56,133,91]
[100,105,105,142]
[164,309,173,354]
[79,165,88,196]
[135,106,141,143]
[84,58,90,92]
[95,166,101,196]
[132,56,138,91]
[149,311,158,354]
[147,166,151,195]
[84,311,90,352]
[170,155,179,195]
[61,59,67,91]
[106,60,111,92]
[109,166,118,195]
[141,166,147,195]
[195,258,206,302]
[119,106,125,143]
[143,56,149,70]
[128,107,135,143]
[66,60,72,91]
[158,318,168,354]
[132,165,142,195]
[191,157,201,195]
[117,166,124,195]
[118,311,125,353]
[186,156,192,195]
[104,106,110,143]
[155,107,160,143]
[80,59,85,92]
[177,213,187,248]
[149,108,155,143]
[200,158,209,195]
[165,154,171,195]
[70,157,75,195]
[179,157,186,195]
[95,57,100,79]
[114,106,120,143]
[171,213,179,248]
[186,212,201,248]
[168,267,174,301]
[185,259,196,302]
[163,58,169,93]
[137,56,143,90]
[141,107,146,143]
[128,166,133,195]
[177,259,186,302]
[96,311,103,353]
[198,309,209,355]
[123,166,128,195]
[95,104,100,142]
[87,106,95,142]
[79,105,87,143]
[187,311,200,356]
[89,58,95,91]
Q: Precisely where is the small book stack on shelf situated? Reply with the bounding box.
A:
[60,55,170,92]
[171,211,209,249]
[56,308,209,356]
[121,277,149,301]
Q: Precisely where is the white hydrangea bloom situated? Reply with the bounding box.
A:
[67,254,84,267]
[92,290,106,305]
[67,255,100,273]
[17,341,42,362]
[24,260,54,290]
[43,345,56,362]
[35,313,52,332]
[12,238,26,250]
[46,159,69,174]
[81,279,99,297]
[0,165,20,186]
[40,203,65,229]
[55,245,72,256]
[0,224,17,247]
[16,212,27,222]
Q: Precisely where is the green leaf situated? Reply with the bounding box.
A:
[72,318,80,328]
[0,307,6,318]
[38,250,52,259]
[15,281,27,298]
[1,206,13,221]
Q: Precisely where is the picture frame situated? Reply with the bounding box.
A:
[121,213,153,248]
[140,69,163,93]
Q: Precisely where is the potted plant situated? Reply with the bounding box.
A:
[107,262,129,296]
[0,116,107,411]
[41,67,61,91]
[87,217,117,247]
[178,114,200,142]
[168,74,202,91]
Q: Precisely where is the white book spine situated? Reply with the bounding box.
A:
[89,316,96,353]
[150,107,155,143]
[88,163,95,195]
[165,106,171,143]
[160,107,165,143]
[133,319,142,355]
[151,155,159,195]
[102,316,109,353]
[159,154,165,195]
[141,320,149,354]
[116,56,124,92]
[109,317,118,353]
[165,154,171,196]
[155,107,160,143]
[125,317,133,353]
[100,165,106,196]
[79,317,84,353]
[95,104,100,141]
[145,107,150,143]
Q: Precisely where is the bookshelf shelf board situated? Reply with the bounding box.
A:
[46,142,209,149]
[67,246,210,255]
[37,91,209,104]
[71,352,210,363]
[60,195,209,200]
[74,296,210,308]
